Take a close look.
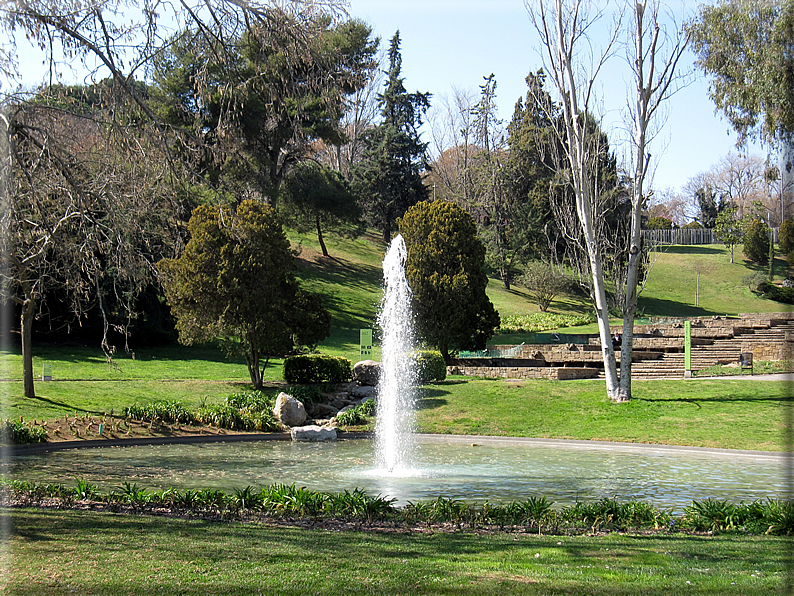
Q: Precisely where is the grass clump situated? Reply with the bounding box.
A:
[0,418,48,444]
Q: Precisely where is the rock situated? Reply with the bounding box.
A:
[350,385,378,399]
[272,392,307,427]
[353,360,380,386]
[290,425,337,442]
[307,402,339,418]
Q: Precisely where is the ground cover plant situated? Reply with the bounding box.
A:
[3,506,790,595]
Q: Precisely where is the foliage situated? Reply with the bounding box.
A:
[516,261,572,312]
[159,201,330,389]
[283,354,352,384]
[646,216,674,230]
[150,15,378,204]
[399,200,500,362]
[497,313,595,334]
[410,350,447,383]
[743,218,770,264]
[122,392,280,432]
[0,419,48,444]
[780,219,794,254]
[335,403,373,426]
[757,281,794,305]
[279,161,362,257]
[351,32,431,243]
[714,208,747,263]
[689,0,794,147]
[742,272,768,292]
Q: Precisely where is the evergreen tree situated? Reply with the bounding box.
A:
[399,200,500,363]
[353,32,431,243]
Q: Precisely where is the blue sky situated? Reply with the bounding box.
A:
[349,0,768,193]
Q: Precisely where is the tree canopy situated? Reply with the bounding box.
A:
[158,201,330,389]
[399,200,500,363]
[353,32,431,243]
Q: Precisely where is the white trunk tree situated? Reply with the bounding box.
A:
[527,0,688,402]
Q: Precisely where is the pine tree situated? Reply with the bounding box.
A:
[353,32,431,243]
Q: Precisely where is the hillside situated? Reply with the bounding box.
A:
[291,229,791,359]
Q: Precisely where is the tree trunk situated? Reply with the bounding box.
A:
[21,298,36,398]
[316,215,329,257]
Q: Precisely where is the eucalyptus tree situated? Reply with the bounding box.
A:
[689,0,794,220]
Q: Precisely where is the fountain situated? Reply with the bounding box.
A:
[374,234,416,474]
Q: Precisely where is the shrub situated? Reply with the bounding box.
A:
[335,406,369,426]
[646,216,674,230]
[780,219,794,254]
[516,261,572,312]
[743,218,770,264]
[0,419,48,444]
[410,350,446,383]
[283,354,352,384]
[122,401,195,424]
[758,281,794,304]
[742,272,767,292]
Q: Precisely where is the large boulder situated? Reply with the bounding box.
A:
[290,425,337,442]
[353,360,380,386]
[272,392,307,427]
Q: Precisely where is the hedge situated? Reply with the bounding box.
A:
[283,354,352,384]
[411,350,447,383]
[758,281,794,305]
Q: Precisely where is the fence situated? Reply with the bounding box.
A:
[641,227,780,247]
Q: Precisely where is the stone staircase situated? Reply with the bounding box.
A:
[454,313,794,381]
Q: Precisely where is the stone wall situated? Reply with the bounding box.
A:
[447,365,600,380]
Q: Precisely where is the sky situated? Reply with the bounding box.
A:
[348,0,768,194]
[4,0,770,194]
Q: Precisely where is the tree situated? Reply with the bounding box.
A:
[743,218,770,264]
[516,261,571,312]
[150,15,378,205]
[689,0,794,221]
[1,88,184,398]
[0,0,352,397]
[279,161,361,257]
[714,208,747,263]
[399,200,500,363]
[158,200,330,389]
[527,0,688,402]
[779,218,794,254]
[353,32,431,243]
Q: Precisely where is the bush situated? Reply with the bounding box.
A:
[743,218,770,264]
[516,261,572,312]
[0,419,48,444]
[758,281,794,304]
[646,216,674,230]
[410,350,446,383]
[780,219,794,254]
[283,355,352,384]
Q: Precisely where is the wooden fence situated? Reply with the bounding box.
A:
[642,227,780,246]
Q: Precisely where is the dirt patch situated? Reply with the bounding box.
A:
[27,414,257,443]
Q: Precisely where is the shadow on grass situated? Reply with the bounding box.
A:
[26,394,102,415]
[660,245,725,255]
[636,296,722,318]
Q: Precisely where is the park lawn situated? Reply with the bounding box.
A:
[414,377,791,451]
[3,508,789,596]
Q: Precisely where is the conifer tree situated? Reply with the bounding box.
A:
[353,32,431,243]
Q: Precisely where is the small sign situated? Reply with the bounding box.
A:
[684,321,692,377]
[42,363,53,381]
[360,329,373,358]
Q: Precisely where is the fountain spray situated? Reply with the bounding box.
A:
[375,234,416,473]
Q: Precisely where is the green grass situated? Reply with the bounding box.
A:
[414,377,790,451]
[3,508,789,595]
[638,244,789,317]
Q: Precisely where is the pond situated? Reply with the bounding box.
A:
[7,435,787,512]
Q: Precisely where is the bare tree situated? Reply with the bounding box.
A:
[618,0,690,401]
[526,0,688,402]
[0,0,351,397]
